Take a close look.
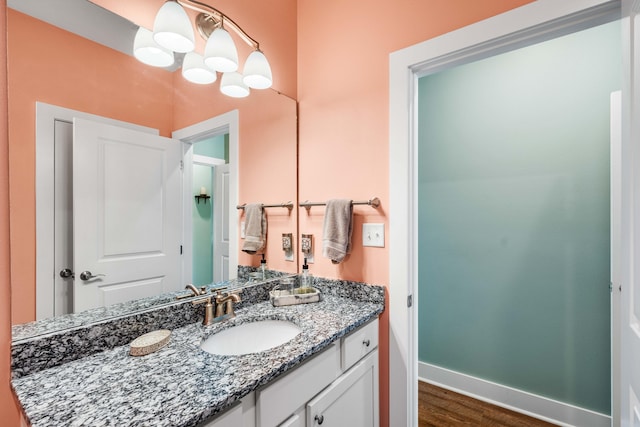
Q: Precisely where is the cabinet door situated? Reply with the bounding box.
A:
[279,409,305,427]
[306,350,379,427]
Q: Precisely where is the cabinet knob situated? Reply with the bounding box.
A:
[315,414,324,425]
[363,339,371,347]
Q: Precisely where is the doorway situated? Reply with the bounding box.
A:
[191,134,229,285]
[417,19,619,423]
[388,1,623,426]
[172,110,240,286]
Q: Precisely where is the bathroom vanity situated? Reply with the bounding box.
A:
[205,318,378,427]
[11,278,384,427]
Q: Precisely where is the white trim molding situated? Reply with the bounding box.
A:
[419,362,611,427]
[389,1,620,425]
[193,154,225,166]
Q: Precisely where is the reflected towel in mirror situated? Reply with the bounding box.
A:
[242,203,267,254]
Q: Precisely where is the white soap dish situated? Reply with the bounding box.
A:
[270,287,321,307]
[130,329,171,356]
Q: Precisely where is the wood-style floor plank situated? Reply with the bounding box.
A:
[418,381,558,427]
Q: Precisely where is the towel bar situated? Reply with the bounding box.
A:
[299,197,380,210]
[236,202,294,211]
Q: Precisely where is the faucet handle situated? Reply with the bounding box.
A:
[192,296,215,326]
[176,284,206,300]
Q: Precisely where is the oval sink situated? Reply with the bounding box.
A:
[201,320,302,356]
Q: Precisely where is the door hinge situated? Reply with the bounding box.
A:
[180,245,183,255]
[180,160,184,171]
[610,282,613,293]
[407,295,413,308]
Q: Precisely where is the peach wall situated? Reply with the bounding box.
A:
[7,10,175,324]
[296,1,534,425]
[1,1,23,424]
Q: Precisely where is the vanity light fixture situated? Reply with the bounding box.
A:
[133,27,175,67]
[133,0,273,98]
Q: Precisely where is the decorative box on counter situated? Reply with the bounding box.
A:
[270,287,321,307]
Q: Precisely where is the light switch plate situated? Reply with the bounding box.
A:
[240,221,245,239]
[362,223,384,247]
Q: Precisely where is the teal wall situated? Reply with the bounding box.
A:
[192,135,227,286]
[192,164,213,286]
[194,134,228,163]
[418,21,620,414]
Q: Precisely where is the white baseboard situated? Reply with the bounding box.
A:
[419,362,611,427]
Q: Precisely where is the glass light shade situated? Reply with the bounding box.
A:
[152,1,195,53]
[220,72,250,98]
[182,52,217,84]
[204,28,239,73]
[242,50,273,89]
[133,27,174,67]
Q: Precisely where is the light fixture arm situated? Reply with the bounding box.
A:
[177,0,260,50]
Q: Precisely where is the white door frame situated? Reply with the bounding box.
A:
[172,110,239,284]
[35,102,158,320]
[388,1,621,425]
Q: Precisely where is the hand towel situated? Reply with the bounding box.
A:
[242,204,267,254]
[322,199,353,264]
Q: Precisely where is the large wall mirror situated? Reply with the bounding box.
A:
[7,0,298,333]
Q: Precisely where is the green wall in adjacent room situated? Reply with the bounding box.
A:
[417,20,620,414]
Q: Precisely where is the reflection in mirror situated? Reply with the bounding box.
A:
[7,0,298,337]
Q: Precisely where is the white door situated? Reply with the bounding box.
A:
[622,1,640,425]
[72,118,182,312]
[214,163,230,282]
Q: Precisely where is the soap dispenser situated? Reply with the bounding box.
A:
[301,258,312,291]
[260,254,268,280]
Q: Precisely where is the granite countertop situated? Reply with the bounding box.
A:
[12,294,383,427]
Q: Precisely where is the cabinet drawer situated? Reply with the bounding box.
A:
[256,342,340,427]
[341,319,378,371]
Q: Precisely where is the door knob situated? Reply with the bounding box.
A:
[59,268,74,279]
[79,271,106,281]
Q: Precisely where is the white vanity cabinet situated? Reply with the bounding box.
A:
[257,318,379,427]
[200,318,379,427]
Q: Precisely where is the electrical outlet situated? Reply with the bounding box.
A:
[362,223,384,247]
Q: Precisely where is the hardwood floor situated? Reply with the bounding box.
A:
[418,381,558,427]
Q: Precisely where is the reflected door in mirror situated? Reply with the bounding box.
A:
[72,118,182,312]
